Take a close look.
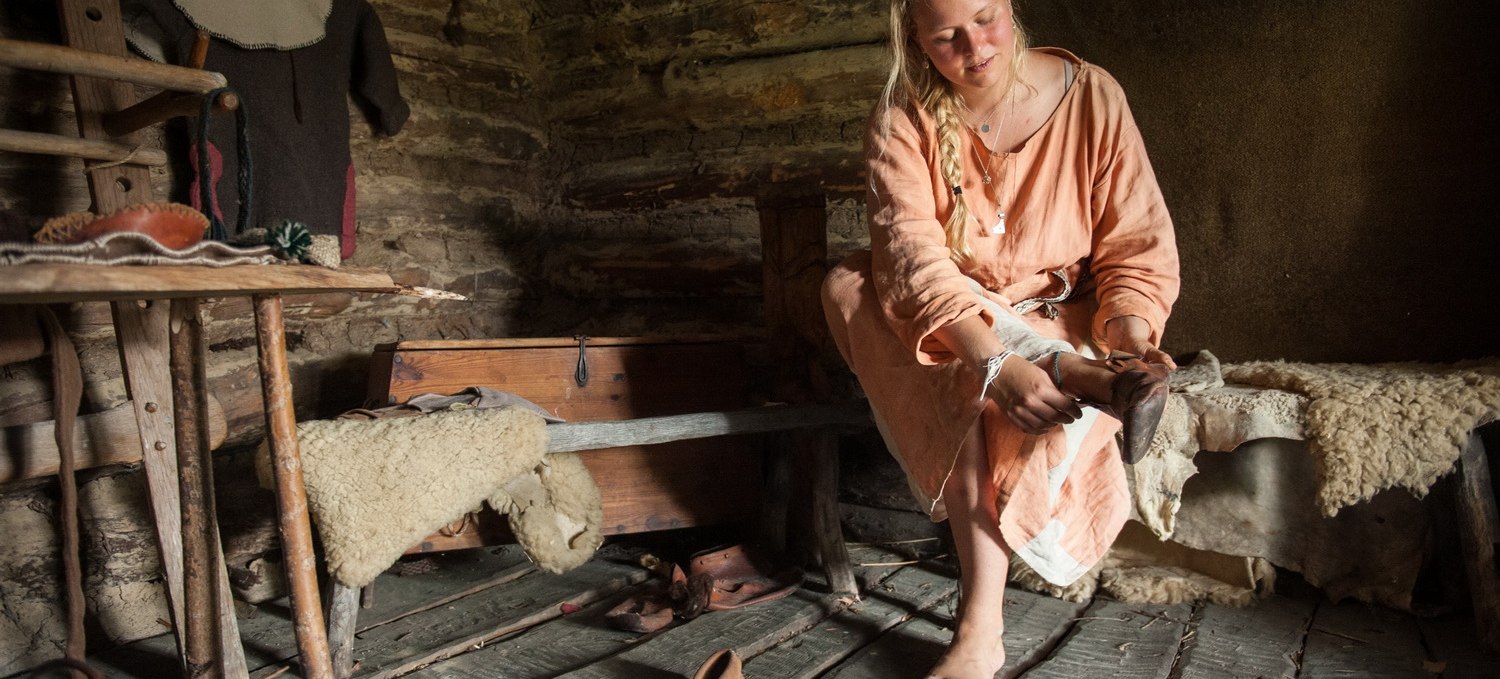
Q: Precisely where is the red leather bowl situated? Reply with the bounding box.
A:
[36,202,210,250]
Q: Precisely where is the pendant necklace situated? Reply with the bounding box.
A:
[971,96,1014,235]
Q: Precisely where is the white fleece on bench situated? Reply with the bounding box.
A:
[259,405,602,587]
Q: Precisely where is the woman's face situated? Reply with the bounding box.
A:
[911,0,1015,98]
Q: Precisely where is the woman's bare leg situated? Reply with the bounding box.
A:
[928,419,1009,679]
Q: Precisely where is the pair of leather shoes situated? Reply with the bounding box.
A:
[605,545,803,633]
[1096,354,1170,464]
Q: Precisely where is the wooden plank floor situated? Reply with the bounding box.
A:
[63,541,1499,679]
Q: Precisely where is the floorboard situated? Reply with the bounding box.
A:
[1300,600,1430,679]
[64,542,1500,679]
[742,561,958,679]
[403,585,657,678]
[1018,600,1191,679]
[339,556,651,679]
[1175,595,1314,679]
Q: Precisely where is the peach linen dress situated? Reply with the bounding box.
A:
[822,48,1179,585]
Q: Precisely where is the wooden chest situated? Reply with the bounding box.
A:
[366,337,763,551]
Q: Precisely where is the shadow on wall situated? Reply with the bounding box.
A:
[1024,0,1500,363]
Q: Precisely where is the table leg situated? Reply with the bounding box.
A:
[119,300,250,679]
[253,293,334,679]
[170,298,221,678]
[112,301,185,657]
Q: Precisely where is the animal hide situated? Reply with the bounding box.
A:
[1222,360,1500,515]
[258,405,603,587]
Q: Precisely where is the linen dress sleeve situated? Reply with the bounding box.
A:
[866,107,996,365]
[1085,76,1180,349]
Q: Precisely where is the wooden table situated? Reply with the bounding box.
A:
[1,262,398,679]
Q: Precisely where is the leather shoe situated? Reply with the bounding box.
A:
[693,649,744,679]
[1100,355,1170,464]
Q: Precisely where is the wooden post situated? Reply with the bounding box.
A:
[54,0,155,211]
[170,298,220,678]
[1455,433,1500,652]
[756,186,857,594]
[254,294,335,679]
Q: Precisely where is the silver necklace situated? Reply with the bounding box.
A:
[970,98,1013,235]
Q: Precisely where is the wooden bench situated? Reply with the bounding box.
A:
[322,336,867,677]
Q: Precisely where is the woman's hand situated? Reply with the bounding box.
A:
[987,357,1083,436]
[1104,316,1176,370]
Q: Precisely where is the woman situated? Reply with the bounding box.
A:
[821,0,1179,676]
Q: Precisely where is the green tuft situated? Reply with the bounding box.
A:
[267,220,314,261]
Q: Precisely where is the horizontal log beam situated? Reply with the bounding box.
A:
[0,37,226,93]
[555,44,883,132]
[565,143,864,208]
[545,401,870,453]
[0,398,227,487]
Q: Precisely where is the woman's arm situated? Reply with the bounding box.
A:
[930,316,1082,435]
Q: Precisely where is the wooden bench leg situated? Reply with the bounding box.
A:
[810,428,857,594]
[1455,432,1500,652]
[327,581,360,679]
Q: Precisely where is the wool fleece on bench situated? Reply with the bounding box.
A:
[257,405,603,587]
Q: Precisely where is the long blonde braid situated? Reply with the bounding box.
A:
[931,92,976,262]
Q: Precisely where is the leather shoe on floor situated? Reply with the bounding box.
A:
[693,649,744,679]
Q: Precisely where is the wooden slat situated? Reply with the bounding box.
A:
[91,547,534,677]
[1016,600,1191,679]
[556,582,833,678]
[0,128,168,165]
[0,397,226,485]
[1176,595,1315,679]
[328,557,652,679]
[1300,600,1429,679]
[110,299,190,674]
[557,545,918,679]
[0,36,226,93]
[400,586,660,678]
[742,563,958,678]
[545,402,870,453]
[816,584,1091,679]
[819,607,955,679]
[996,588,1094,677]
[0,264,398,303]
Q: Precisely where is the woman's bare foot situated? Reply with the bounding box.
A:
[926,634,1005,679]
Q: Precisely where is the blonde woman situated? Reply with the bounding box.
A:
[822,0,1179,676]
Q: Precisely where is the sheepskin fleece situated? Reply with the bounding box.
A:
[1008,519,1272,607]
[274,406,551,587]
[488,452,604,574]
[1222,360,1500,515]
